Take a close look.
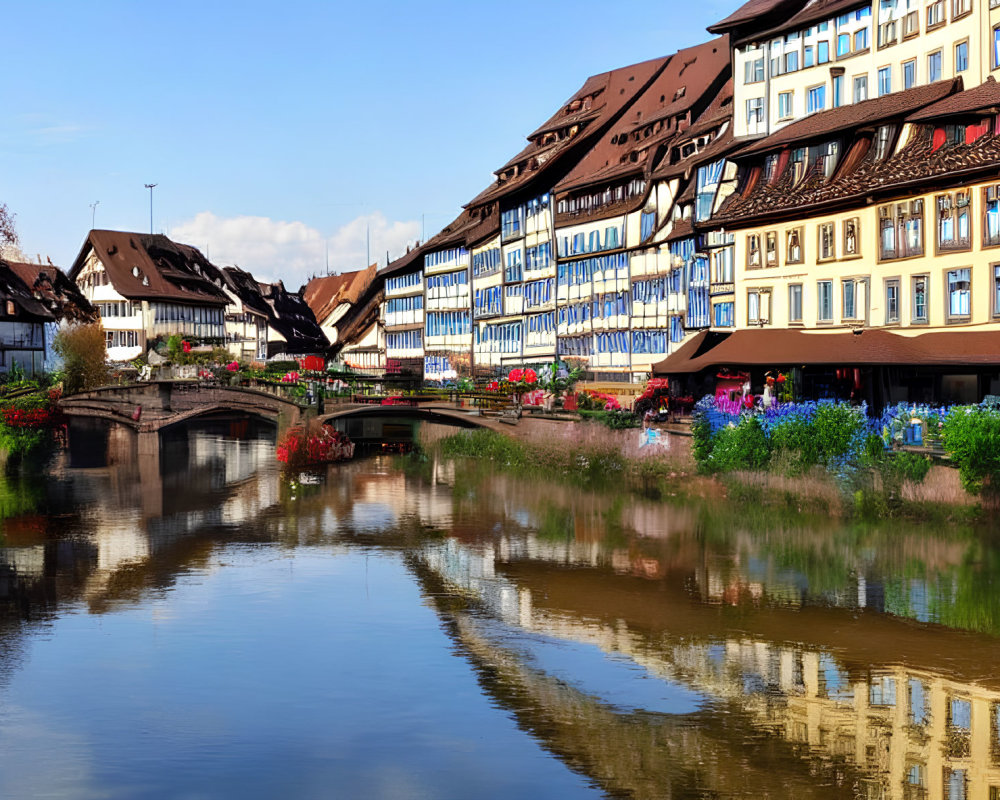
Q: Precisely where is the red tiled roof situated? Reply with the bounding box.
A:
[907,76,1000,121]
[555,38,730,195]
[738,79,959,156]
[653,328,1000,375]
[303,264,377,327]
[468,55,670,208]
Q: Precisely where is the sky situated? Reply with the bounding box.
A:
[3,0,732,288]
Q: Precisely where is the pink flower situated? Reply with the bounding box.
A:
[508,368,524,383]
[226,361,239,372]
[523,368,537,384]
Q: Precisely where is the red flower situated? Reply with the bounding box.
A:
[743,396,754,409]
[523,369,537,384]
[226,361,239,372]
[508,368,524,383]
[777,374,787,383]
[182,341,192,353]
[487,381,499,392]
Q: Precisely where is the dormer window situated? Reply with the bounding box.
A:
[6,301,14,316]
[673,86,686,100]
[874,125,896,160]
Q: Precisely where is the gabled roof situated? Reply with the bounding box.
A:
[7,261,97,322]
[738,79,959,156]
[907,76,1000,121]
[222,265,272,317]
[303,264,377,327]
[707,0,807,36]
[69,230,229,306]
[467,55,670,208]
[261,281,329,355]
[0,262,55,322]
[714,80,1000,226]
[555,38,730,195]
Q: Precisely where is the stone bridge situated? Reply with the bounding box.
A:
[59,381,306,435]
[320,402,506,434]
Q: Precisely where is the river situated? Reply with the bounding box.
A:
[0,417,997,799]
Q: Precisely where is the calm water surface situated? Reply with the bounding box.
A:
[1,419,1000,799]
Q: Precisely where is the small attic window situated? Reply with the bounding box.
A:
[132,266,141,277]
[6,301,14,316]
[142,276,149,286]
[660,95,666,103]
[674,87,686,100]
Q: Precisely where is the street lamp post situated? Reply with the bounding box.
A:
[89,200,99,230]
[144,183,157,234]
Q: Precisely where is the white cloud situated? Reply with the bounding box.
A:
[169,211,420,288]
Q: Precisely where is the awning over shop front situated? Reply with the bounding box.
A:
[652,328,1000,376]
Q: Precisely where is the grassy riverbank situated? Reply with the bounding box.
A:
[422,414,980,522]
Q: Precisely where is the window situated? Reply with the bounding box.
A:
[994,265,1000,316]
[903,59,916,89]
[938,190,971,251]
[953,0,971,17]
[747,289,770,324]
[778,91,793,118]
[995,26,1000,70]
[837,32,851,57]
[904,10,920,36]
[874,125,895,159]
[928,50,942,82]
[786,227,804,263]
[713,247,734,283]
[818,222,835,260]
[832,74,844,107]
[790,148,807,183]
[844,217,860,255]
[842,279,858,319]
[854,74,868,102]
[766,232,778,266]
[927,0,944,27]
[878,66,891,96]
[886,279,900,323]
[818,280,833,321]
[909,679,929,725]
[879,200,924,259]
[945,769,967,800]
[948,268,971,319]
[854,27,869,51]
[879,19,897,47]
[913,275,929,322]
[789,283,803,322]
[746,97,765,129]
[803,45,814,67]
[785,50,799,72]
[817,40,830,63]
[869,676,896,706]
[807,84,826,113]
[956,41,969,72]
[747,234,761,267]
[744,55,764,83]
[714,302,734,327]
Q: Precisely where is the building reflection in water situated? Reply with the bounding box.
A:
[1,437,1000,798]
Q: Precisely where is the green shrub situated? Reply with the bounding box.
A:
[707,416,770,472]
[890,451,932,485]
[769,417,820,474]
[54,323,109,394]
[942,406,1000,494]
[813,402,866,463]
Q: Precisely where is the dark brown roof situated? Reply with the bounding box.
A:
[69,230,229,306]
[7,261,97,322]
[708,0,805,35]
[907,76,1000,121]
[664,217,696,242]
[739,79,959,156]
[467,56,670,208]
[222,265,271,317]
[715,82,1000,226]
[555,38,730,195]
[0,262,55,322]
[652,123,743,182]
[652,328,1000,375]
[749,0,869,43]
[260,281,329,356]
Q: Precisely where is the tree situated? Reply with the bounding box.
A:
[0,204,17,257]
[54,322,109,394]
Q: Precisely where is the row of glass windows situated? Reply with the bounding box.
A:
[558,302,592,326]
[632,277,669,304]
[152,303,224,325]
[426,311,471,337]
[96,301,139,318]
[527,312,555,333]
[473,286,502,317]
[556,252,629,287]
[386,330,422,350]
[475,321,522,352]
[472,247,501,277]
[558,225,623,258]
[105,330,141,348]
[426,270,468,294]
[424,247,468,269]
[385,296,423,314]
[593,292,631,319]
[556,180,645,215]
[747,219,860,268]
[386,273,421,293]
[632,329,671,354]
[524,278,555,309]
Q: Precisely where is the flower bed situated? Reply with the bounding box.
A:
[276,423,354,467]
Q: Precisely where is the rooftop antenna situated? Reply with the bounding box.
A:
[325,241,330,275]
[89,200,100,229]
[144,183,157,233]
